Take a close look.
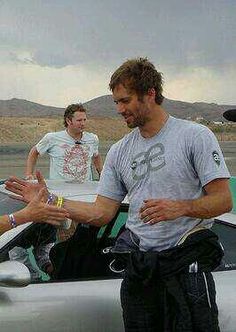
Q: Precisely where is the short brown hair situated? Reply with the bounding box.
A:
[64,103,87,127]
[109,57,164,105]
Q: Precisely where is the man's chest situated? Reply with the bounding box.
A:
[49,141,93,160]
[119,141,191,189]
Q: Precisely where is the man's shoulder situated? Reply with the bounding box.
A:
[37,130,67,145]
[171,117,211,135]
[82,131,98,141]
[43,130,66,138]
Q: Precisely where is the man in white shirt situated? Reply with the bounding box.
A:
[12,104,103,280]
[25,103,103,181]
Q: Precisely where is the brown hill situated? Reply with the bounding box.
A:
[85,96,236,121]
[0,98,64,117]
[0,96,235,121]
[0,117,129,145]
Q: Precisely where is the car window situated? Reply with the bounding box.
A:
[0,203,128,283]
[212,221,236,271]
[0,191,25,217]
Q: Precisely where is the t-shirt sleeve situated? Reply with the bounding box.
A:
[190,126,230,187]
[92,134,99,156]
[35,133,52,156]
[97,145,127,202]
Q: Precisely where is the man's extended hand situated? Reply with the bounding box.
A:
[23,188,69,225]
[5,170,47,203]
[139,199,190,225]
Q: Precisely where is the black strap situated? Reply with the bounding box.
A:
[98,209,120,247]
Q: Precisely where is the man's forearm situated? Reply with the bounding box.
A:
[0,210,31,234]
[184,191,232,219]
[140,179,232,224]
[63,199,117,227]
[25,147,39,177]
[93,154,103,175]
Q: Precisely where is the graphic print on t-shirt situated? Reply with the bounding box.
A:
[131,143,166,180]
[62,144,90,181]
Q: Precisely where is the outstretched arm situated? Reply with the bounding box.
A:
[0,188,69,235]
[5,171,120,227]
[63,195,120,227]
[25,146,40,180]
[140,178,232,225]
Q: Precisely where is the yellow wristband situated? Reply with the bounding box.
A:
[56,196,64,208]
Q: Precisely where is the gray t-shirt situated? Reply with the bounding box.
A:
[98,116,230,251]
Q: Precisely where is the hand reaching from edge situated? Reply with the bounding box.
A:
[15,188,69,226]
[5,170,48,203]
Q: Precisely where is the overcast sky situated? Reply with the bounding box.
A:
[0,0,235,107]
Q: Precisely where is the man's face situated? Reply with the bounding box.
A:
[66,111,87,133]
[112,84,150,128]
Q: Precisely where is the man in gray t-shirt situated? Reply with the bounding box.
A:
[7,58,232,332]
[98,116,230,252]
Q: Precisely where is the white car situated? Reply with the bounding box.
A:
[0,180,235,332]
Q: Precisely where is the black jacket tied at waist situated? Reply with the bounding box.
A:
[115,228,223,284]
[116,229,223,332]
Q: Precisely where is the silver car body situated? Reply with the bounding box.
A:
[0,181,235,332]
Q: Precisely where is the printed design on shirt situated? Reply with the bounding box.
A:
[131,143,166,180]
[63,144,90,180]
[212,151,220,166]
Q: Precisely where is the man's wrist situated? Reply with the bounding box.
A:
[181,200,193,217]
[9,210,28,227]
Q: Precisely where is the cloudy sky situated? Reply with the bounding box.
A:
[0,0,235,107]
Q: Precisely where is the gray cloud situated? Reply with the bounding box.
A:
[1,0,235,69]
[0,0,235,105]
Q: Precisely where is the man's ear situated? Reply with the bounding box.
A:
[147,88,156,102]
[148,88,156,97]
[66,117,72,126]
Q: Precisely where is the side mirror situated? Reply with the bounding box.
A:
[223,109,236,122]
[0,261,31,287]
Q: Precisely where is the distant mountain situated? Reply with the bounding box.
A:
[0,98,64,117]
[85,95,236,121]
[0,96,235,121]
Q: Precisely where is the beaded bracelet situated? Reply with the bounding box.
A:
[47,193,55,205]
[8,214,17,228]
[57,196,64,208]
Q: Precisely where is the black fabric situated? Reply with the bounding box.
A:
[13,223,57,248]
[116,229,222,332]
[121,271,220,332]
[223,109,236,122]
[114,229,223,284]
[49,224,114,280]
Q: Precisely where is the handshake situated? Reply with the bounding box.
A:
[4,171,71,229]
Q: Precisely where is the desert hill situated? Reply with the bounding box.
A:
[0,96,235,122]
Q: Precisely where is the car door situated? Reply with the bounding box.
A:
[0,190,126,332]
[212,219,236,332]
[0,278,123,332]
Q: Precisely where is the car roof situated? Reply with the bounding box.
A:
[0,180,99,203]
[215,212,236,227]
